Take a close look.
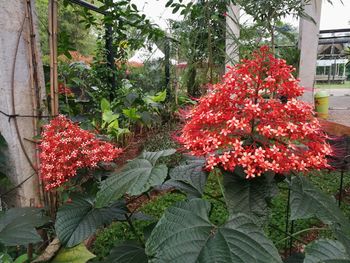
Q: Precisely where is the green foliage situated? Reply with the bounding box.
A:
[0,133,7,177]
[290,176,348,225]
[0,208,49,246]
[140,193,186,219]
[166,158,207,198]
[0,133,12,196]
[144,90,167,104]
[223,169,278,222]
[96,149,176,208]
[55,195,127,247]
[146,199,282,262]
[93,193,185,259]
[236,0,311,52]
[168,0,227,95]
[304,239,350,263]
[137,149,176,166]
[51,243,96,263]
[35,0,97,56]
[142,124,182,166]
[290,175,350,261]
[99,98,129,141]
[0,252,13,263]
[99,241,147,263]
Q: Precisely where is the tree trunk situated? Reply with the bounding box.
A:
[0,0,46,207]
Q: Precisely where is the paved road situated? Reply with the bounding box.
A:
[329,96,350,110]
[314,89,350,126]
[315,88,350,96]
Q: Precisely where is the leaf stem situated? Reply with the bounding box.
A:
[125,214,144,245]
[275,227,328,245]
[215,169,226,200]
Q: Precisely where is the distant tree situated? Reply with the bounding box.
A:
[35,0,97,58]
[168,0,227,97]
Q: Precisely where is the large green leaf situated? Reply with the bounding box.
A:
[0,208,49,246]
[166,158,207,198]
[222,169,277,220]
[304,239,350,263]
[122,108,141,121]
[284,253,305,263]
[102,110,119,125]
[138,149,176,165]
[146,199,282,263]
[51,243,95,263]
[100,98,111,112]
[100,241,148,263]
[144,90,167,104]
[96,150,175,208]
[290,176,350,257]
[13,254,30,263]
[55,195,127,247]
[290,176,348,226]
[333,225,350,256]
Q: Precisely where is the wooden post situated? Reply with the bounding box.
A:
[298,0,323,104]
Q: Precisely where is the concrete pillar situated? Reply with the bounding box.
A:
[298,0,322,104]
[0,0,46,207]
[226,4,240,69]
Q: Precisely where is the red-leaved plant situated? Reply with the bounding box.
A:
[39,115,122,190]
[179,46,332,178]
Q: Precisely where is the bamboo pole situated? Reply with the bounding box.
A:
[48,0,59,217]
[24,0,45,206]
[48,0,58,116]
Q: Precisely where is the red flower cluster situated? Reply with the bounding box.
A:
[180,46,332,178]
[58,83,73,96]
[39,115,122,190]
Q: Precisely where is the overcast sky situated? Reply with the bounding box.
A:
[131,0,350,30]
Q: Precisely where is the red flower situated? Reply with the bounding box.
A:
[179,46,332,178]
[39,115,122,190]
[58,83,74,96]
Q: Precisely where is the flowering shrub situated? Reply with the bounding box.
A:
[58,83,74,96]
[39,115,122,190]
[180,46,332,178]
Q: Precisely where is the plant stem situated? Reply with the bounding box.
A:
[276,227,328,245]
[125,214,144,245]
[215,169,226,200]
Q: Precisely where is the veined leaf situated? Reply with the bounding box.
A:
[138,149,176,165]
[96,149,176,208]
[223,169,277,221]
[100,241,147,263]
[290,176,348,226]
[55,195,127,247]
[51,243,95,263]
[166,158,207,198]
[96,159,168,208]
[304,239,350,263]
[146,199,282,263]
[0,208,49,246]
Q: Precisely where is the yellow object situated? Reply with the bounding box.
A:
[314,91,329,119]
